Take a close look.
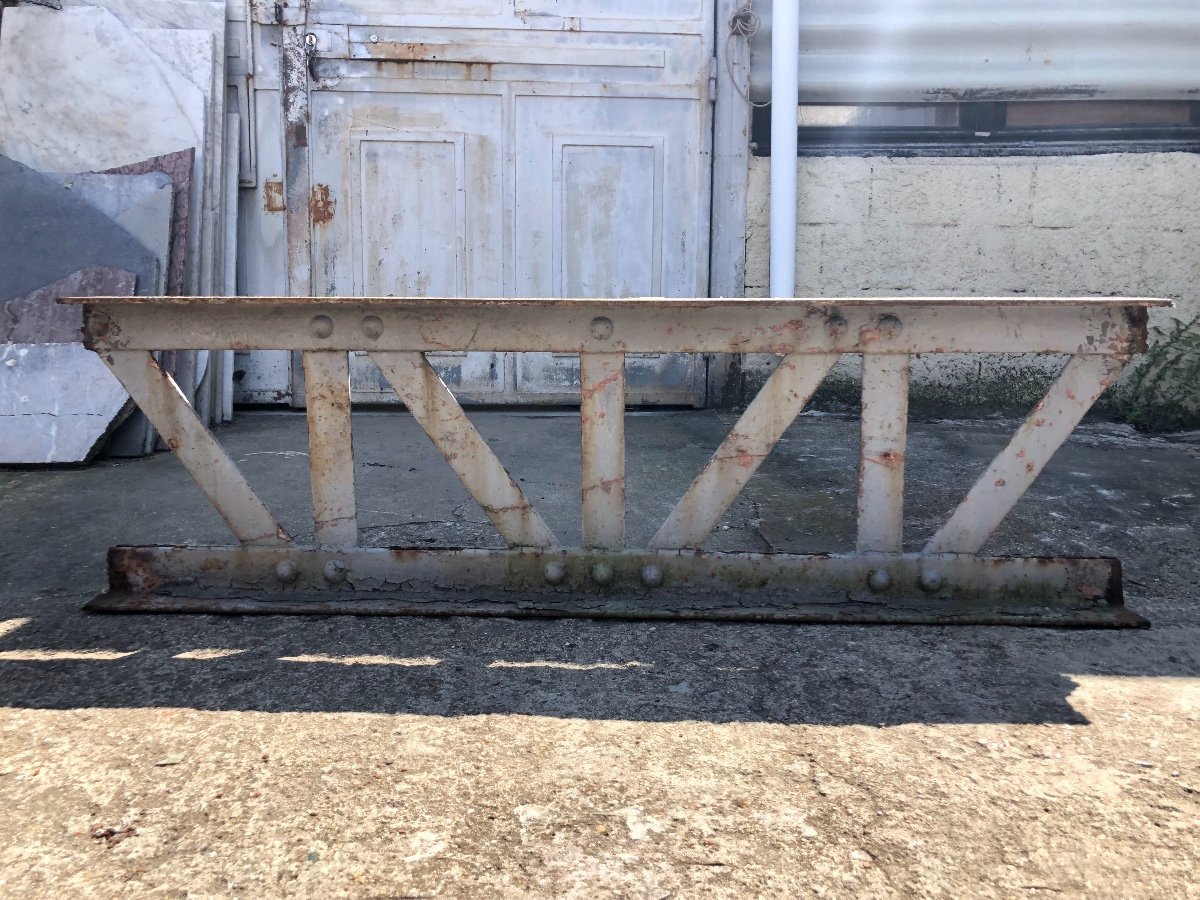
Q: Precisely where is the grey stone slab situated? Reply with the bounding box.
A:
[114,185,175,293]
[0,155,159,301]
[1,267,136,344]
[135,27,217,296]
[0,344,131,464]
[56,172,172,221]
[98,149,194,296]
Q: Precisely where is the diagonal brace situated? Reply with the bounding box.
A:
[101,350,291,546]
[369,351,559,549]
[925,354,1125,554]
[650,352,840,550]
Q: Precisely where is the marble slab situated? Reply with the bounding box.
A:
[0,343,132,464]
[0,7,203,174]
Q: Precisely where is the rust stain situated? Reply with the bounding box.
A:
[310,184,336,225]
[583,476,625,495]
[994,478,1007,488]
[263,180,285,213]
[864,451,905,469]
[580,370,622,400]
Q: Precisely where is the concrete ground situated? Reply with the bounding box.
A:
[0,409,1197,898]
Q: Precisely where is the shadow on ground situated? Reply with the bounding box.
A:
[0,411,1196,726]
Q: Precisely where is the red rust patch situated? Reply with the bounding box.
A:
[263,180,285,213]
[310,184,336,225]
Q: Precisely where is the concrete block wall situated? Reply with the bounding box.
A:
[743,153,1200,422]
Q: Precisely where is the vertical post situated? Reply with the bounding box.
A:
[580,352,626,549]
[857,354,910,553]
[769,0,800,299]
[303,351,357,546]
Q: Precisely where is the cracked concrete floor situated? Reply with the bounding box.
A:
[0,410,1197,898]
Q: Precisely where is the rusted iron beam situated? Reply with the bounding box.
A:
[100,351,290,546]
[369,351,558,549]
[76,295,1167,627]
[86,546,1144,628]
[74,298,1163,357]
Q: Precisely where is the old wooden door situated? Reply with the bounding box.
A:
[302,1,715,405]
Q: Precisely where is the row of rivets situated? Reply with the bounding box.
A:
[867,569,944,593]
[826,314,903,340]
[542,561,666,588]
[309,315,385,340]
[310,314,619,344]
[274,559,349,584]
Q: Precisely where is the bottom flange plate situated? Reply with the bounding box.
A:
[84,546,1147,628]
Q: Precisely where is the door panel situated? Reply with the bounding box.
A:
[513,96,705,404]
[310,91,507,402]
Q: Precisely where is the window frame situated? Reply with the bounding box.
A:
[752,100,1200,157]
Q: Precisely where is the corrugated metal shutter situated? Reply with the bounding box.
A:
[748,0,1200,103]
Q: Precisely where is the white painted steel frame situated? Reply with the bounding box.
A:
[80,295,1165,624]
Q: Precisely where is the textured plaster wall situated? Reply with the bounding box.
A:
[743,153,1200,418]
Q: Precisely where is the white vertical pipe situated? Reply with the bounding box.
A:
[769,0,800,298]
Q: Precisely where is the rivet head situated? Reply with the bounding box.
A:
[919,570,944,593]
[878,314,903,338]
[543,562,567,586]
[591,562,614,586]
[825,315,848,339]
[640,565,664,588]
[361,315,384,340]
[310,314,335,339]
[275,560,299,584]
[867,569,892,593]
[589,316,614,341]
[369,33,379,43]
[323,559,348,584]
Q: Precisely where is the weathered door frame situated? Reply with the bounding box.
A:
[275,0,753,407]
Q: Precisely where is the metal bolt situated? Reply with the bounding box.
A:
[323,559,348,584]
[589,316,614,341]
[878,314,903,339]
[867,569,892,593]
[919,570,944,593]
[310,314,334,339]
[369,33,379,43]
[543,562,567,586]
[591,562,614,586]
[640,565,664,588]
[361,315,384,340]
[825,315,848,339]
[275,560,299,584]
